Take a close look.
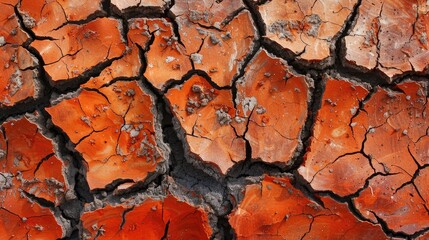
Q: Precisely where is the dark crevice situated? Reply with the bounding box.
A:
[119,206,134,230]
[242,0,266,37]
[50,11,107,32]
[0,6,54,121]
[97,76,141,88]
[216,215,235,240]
[289,74,325,170]
[50,55,124,93]
[315,175,420,239]
[242,108,254,161]
[39,109,93,203]
[300,216,315,240]
[105,173,165,200]
[166,9,186,48]
[137,28,232,218]
[334,0,362,67]
[331,0,394,84]
[394,164,429,200]
[307,151,362,184]
[38,107,92,237]
[349,87,376,137]
[118,17,130,46]
[33,152,55,174]
[292,170,324,207]
[31,110,91,240]
[230,41,261,108]
[60,229,80,240]
[226,160,283,179]
[161,68,229,93]
[220,7,246,27]
[158,98,230,214]
[0,97,50,122]
[101,0,112,15]
[111,5,168,19]
[0,207,21,219]
[252,0,270,5]
[91,179,135,194]
[13,4,36,41]
[160,220,171,240]
[22,190,55,209]
[262,38,320,78]
[370,211,411,239]
[195,37,205,54]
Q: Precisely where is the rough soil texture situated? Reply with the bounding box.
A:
[1,0,429,239]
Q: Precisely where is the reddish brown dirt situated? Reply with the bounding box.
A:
[1,0,429,239]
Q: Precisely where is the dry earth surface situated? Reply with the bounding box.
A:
[1,0,429,239]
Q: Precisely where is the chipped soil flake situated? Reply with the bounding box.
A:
[165,48,310,175]
[299,78,371,196]
[0,5,38,107]
[0,3,29,46]
[82,17,154,89]
[236,49,309,164]
[0,46,39,107]
[144,18,193,90]
[31,18,126,81]
[0,117,66,238]
[19,0,103,35]
[0,189,63,239]
[81,195,212,239]
[344,0,429,79]
[300,78,429,234]
[47,81,167,189]
[190,10,258,87]
[171,1,257,87]
[0,117,67,204]
[166,75,246,174]
[229,176,388,239]
[260,0,358,62]
[171,0,244,27]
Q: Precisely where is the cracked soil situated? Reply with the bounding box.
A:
[1,0,429,239]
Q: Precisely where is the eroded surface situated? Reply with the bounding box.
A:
[235,49,309,164]
[81,194,212,239]
[166,74,246,173]
[259,0,358,62]
[177,9,257,87]
[344,0,429,79]
[47,81,167,190]
[229,175,388,239]
[0,116,66,238]
[0,2,39,107]
[299,78,429,234]
[166,51,309,173]
[143,18,192,90]
[31,17,126,81]
[1,0,429,238]
[18,0,103,36]
[299,78,371,196]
